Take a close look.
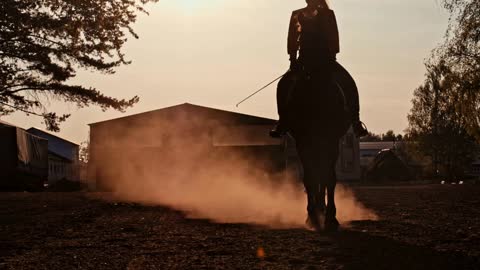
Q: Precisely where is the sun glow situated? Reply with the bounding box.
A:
[177,0,203,9]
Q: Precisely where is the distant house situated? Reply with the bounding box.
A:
[469,155,480,177]
[88,103,360,190]
[360,141,480,178]
[360,141,399,167]
[27,128,80,183]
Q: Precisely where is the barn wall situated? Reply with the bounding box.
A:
[87,104,361,190]
[88,108,281,190]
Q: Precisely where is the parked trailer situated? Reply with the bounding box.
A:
[0,123,48,191]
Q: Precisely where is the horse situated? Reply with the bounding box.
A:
[278,60,354,231]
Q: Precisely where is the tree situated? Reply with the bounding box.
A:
[382,130,396,142]
[360,131,404,142]
[407,60,478,180]
[79,140,89,164]
[0,0,157,131]
[437,0,480,141]
[360,132,382,142]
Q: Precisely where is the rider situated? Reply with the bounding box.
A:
[270,0,368,138]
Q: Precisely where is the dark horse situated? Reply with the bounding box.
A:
[278,61,354,231]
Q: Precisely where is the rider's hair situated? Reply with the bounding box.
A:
[306,0,331,9]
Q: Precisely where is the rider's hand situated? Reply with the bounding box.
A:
[290,59,301,71]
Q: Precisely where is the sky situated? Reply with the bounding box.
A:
[3,0,449,144]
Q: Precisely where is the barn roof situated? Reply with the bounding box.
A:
[0,119,16,127]
[89,103,276,126]
[27,127,79,146]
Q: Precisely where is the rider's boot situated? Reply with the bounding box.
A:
[324,204,339,232]
[269,121,287,138]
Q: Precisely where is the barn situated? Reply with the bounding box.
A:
[87,103,360,190]
[27,128,80,183]
[0,120,48,190]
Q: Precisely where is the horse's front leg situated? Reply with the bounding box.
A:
[306,183,325,230]
[325,180,339,232]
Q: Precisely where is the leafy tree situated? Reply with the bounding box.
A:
[79,140,89,164]
[381,130,396,142]
[407,60,478,180]
[360,131,403,142]
[437,0,480,140]
[360,132,382,142]
[0,0,157,131]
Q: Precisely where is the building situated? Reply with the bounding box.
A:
[360,141,401,167]
[468,154,480,177]
[0,120,48,190]
[360,141,480,179]
[27,128,80,183]
[88,103,360,189]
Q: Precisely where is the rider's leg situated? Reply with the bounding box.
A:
[333,62,368,137]
[270,71,298,138]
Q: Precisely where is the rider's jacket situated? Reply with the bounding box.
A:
[288,7,339,60]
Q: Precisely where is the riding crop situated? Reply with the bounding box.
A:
[235,72,287,107]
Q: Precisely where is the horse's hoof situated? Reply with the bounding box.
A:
[324,218,340,233]
[305,217,323,232]
[306,216,323,231]
[306,218,322,231]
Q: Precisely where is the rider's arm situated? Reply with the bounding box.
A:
[288,11,300,60]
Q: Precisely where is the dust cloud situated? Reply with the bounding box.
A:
[92,110,377,228]
[108,170,377,228]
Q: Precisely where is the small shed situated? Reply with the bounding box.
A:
[365,149,413,182]
[360,141,399,167]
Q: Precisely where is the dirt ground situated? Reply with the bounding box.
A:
[0,185,479,269]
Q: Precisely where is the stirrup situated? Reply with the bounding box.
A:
[269,124,287,138]
[353,121,369,137]
[269,129,285,138]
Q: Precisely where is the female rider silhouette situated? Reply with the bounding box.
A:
[270,0,368,138]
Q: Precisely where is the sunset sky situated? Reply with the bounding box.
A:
[3,0,449,144]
